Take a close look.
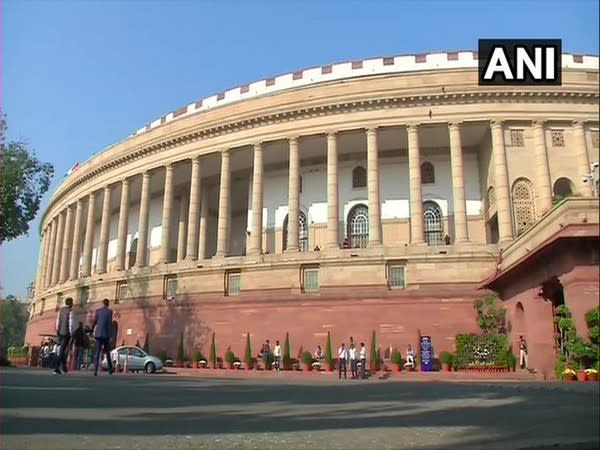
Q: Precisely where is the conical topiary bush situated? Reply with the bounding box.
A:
[210,332,217,369]
[325,331,334,371]
[283,332,291,370]
[244,332,253,370]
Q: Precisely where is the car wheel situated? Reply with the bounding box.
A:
[145,362,156,374]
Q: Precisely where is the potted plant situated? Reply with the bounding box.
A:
[562,365,577,382]
[439,351,453,372]
[244,332,253,370]
[225,349,236,369]
[585,368,598,381]
[193,350,206,368]
[390,349,403,372]
[325,331,334,372]
[302,351,314,371]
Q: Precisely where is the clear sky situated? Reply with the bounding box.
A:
[2,0,599,298]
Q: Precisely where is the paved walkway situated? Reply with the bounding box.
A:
[2,367,598,450]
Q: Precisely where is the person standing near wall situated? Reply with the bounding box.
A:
[53,297,74,375]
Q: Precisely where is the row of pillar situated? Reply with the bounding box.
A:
[35,120,594,295]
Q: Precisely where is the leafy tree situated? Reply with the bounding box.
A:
[1,295,28,348]
[474,294,506,334]
[0,118,54,243]
[209,332,217,368]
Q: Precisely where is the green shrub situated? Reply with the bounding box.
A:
[193,350,204,362]
[454,333,509,368]
[370,331,378,371]
[302,351,313,365]
[143,333,150,353]
[177,332,185,362]
[158,350,168,362]
[225,350,235,364]
[391,349,403,365]
[439,351,453,365]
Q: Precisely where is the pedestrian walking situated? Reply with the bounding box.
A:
[53,297,74,375]
[91,299,115,376]
[273,340,282,371]
[71,322,86,370]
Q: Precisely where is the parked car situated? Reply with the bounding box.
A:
[102,346,163,374]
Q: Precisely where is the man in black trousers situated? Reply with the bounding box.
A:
[92,298,115,376]
[54,297,74,375]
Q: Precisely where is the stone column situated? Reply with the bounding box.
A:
[490,121,514,243]
[367,128,383,246]
[45,219,58,286]
[115,179,130,270]
[52,211,66,285]
[69,200,83,280]
[198,187,208,260]
[39,226,50,289]
[215,150,231,257]
[136,171,151,268]
[532,120,553,214]
[407,124,424,244]
[37,230,49,291]
[96,186,112,274]
[286,137,300,252]
[573,121,593,196]
[176,193,188,262]
[449,122,470,243]
[159,164,174,263]
[326,132,339,249]
[59,205,74,282]
[248,143,264,256]
[186,156,201,260]
[82,192,96,276]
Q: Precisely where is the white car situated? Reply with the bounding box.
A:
[102,346,163,374]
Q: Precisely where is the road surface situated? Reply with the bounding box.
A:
[1,367,598,450]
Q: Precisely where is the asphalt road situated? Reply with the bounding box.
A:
[1,367,599,450]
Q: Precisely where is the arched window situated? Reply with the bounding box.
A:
[486,186,496,218]
[128,238,138,269]
[347,204,369,248]
[352,166,367,189]
[553,177,574,198]
[282,211,309,252]
[423,201,443,245]
[421,162,435,184]
[512,178,536,236]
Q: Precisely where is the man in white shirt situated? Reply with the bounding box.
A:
[338,343,347,379]
[273,340,282,371]
[348,344,357,379]
[359,342,367,379]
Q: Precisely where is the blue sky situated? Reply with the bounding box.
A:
[2,0,599,298]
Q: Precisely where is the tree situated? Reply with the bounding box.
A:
[1,296,28,348]
[177,331,185,363]
[143,333,150,353]
[474,294,506,334]
[0,118,54,244]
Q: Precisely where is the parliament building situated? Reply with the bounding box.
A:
[26,51,600,373]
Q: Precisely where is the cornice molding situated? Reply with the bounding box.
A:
[43,89,599,226]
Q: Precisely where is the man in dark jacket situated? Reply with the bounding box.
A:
[92,298,115,376]
[54,297,74,375]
